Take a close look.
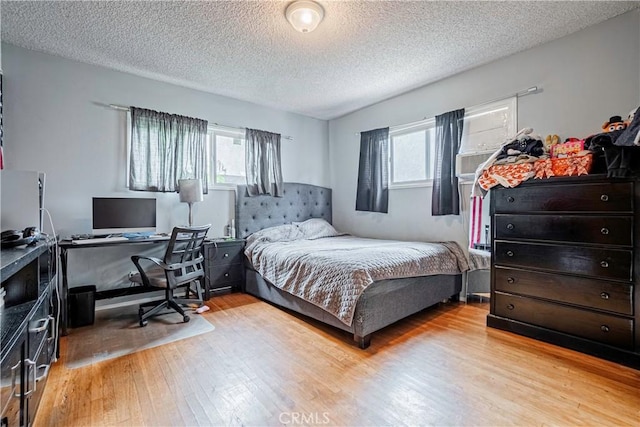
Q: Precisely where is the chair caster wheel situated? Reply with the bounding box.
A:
[140,319,148,327]
[183,315,190,323]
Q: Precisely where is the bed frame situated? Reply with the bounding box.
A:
[236,182,462,348]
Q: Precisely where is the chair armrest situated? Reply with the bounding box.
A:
[131,255,167,269]
[130,255,170,287]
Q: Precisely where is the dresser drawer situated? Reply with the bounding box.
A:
[495,214,633,246]
[494,241,633,281]
[493,182,633,213]
[494,267,634,315]
[206,243,243,265]
[494,292,634,349]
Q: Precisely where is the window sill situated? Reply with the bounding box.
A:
[210,184,239,191]
[389,181,433,190]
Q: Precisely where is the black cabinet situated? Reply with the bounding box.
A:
[1,242,57,426]
[203,239,245,299]
[487,175,640,368]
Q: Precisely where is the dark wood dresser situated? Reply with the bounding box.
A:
[487,175,640,368]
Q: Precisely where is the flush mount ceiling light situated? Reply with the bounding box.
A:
[286,0,324,33]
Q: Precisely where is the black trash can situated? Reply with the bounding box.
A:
[68,285,96,328]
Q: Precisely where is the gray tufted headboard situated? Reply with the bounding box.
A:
[235,183,332,239]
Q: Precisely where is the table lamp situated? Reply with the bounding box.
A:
[178,179,203,227]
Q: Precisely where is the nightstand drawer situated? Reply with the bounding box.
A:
[207,263,242,285]
[493,182,633,213]
[494,241,633,281]
[207,243,243,265]
[494,292,634,349]
[494,267,634,315]
[494,214,633,246]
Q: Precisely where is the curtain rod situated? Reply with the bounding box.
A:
[108,104,294,141]
[355,85,541,136]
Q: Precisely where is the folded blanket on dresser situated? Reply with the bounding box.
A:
[245,220,469,326]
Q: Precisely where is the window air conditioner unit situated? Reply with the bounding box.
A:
[455,151,494,181]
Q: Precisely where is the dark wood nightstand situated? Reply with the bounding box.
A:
[203,238,245,299]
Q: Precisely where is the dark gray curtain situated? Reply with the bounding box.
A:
[245,128,283,197]
[129,107,208,192]
[356,127,389,213]
[432,108,465,216]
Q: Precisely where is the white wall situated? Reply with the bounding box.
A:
[329,10,640,248]
[2,44,330,238]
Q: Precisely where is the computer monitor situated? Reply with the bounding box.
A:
[92,197,157,235]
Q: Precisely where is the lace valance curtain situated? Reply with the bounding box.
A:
[129,107,209,192]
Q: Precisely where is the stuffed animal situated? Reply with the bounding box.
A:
[544,134,560,152]
[602,115,627,133]
[625,109,636,128]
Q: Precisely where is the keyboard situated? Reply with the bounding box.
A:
[70,236,130,245]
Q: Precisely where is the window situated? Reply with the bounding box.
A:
[387,97,516,189]
[389,120,436,188]
[458,97,517,154]
[208,127,246,187]
[127,108,209,192]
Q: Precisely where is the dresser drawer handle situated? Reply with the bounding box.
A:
[506,196,515,203]
[600,228,609,235]
[224,253,229,258]
[506,304,515,310]
[224,273,229,278]
[506,250,514,257]
[600,292,610,300]
[600,194,609,202]
[507,277,515,284]
[506,223,514,230]
[600,261,609,268]
[600,325,610,333]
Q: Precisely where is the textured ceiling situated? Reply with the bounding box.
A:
[2,1,639,120]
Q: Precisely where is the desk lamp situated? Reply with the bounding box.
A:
[178,179,203,227]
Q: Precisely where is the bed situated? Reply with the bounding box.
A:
[235,182,467,348]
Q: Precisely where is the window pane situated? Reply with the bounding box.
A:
[459,98,517,154]
[426,128,435,179]
[215,135,245,185]
[392,130,427,183]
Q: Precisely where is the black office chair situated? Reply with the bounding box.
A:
[129,224,210,326]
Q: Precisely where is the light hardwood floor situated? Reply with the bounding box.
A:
[36,293,640,426]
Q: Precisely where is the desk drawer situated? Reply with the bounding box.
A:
[493,182,633,213]
[494,215,633,246]
[494,292,634,349]
[494,241,633,281]
[494,267,634,315]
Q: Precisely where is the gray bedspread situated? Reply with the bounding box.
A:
[468,248,491,270]
[245,222,469,326]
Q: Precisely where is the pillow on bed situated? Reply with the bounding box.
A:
[294,218,343,240]
[245,223,304,246]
